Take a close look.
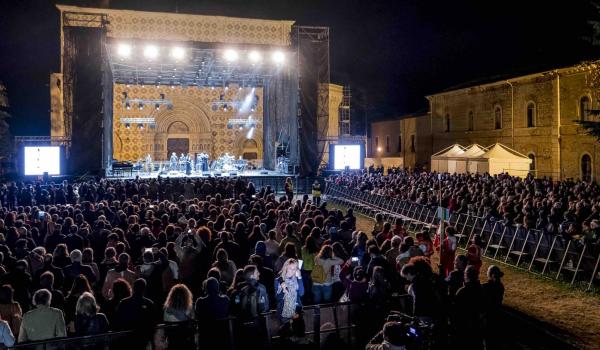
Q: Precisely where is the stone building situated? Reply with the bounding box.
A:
[426,62,600,181]
[366,113,431,170]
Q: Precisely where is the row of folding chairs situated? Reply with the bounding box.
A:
[324,184,600,292]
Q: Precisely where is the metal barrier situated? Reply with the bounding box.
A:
[325,183,600,292]
[11,302,358,350]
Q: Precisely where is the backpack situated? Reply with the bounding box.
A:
[239,284,260,319]
[311,262,326,284]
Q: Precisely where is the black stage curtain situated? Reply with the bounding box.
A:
[295,27,330,176]
[66,27,105,175]
[264,66,298,171]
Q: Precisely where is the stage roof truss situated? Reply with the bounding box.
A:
[106,42,292,88]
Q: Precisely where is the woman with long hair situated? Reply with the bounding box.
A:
[0,285,21,338]
[65,274,92,333]
[212,248,237,285]
[163,284,194,322]
[104,278,131,326]
[74,292,109,336]
[275,258,304,323]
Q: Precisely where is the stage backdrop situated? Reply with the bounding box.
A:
[112,84,264,165]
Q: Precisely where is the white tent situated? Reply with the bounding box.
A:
[472,143,532,177]
[461,144,488,174]
[430,144,466,173]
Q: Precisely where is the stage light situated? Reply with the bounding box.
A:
[211,86,215,90]
[224,49,239,62]
[125,123,131,129]
[239,126,243,130]
[117,43,131,58]
[155,103,160,110]
[248,51,261,63]
[377,147,382,152]
[171,47,185,60]
[137,123,144,129]
[247,127,254,139]
[144,45,159,60]
[138,102,144,110]
[125,102,131,110]
[272,51,285,64]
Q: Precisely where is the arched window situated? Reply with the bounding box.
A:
[582,154,592,182]
[580,96,591,121]
[494,106,502,129]
[468,111,474,131]
[444,114,450,132]
[526,102,536,128]
[528,153,536,173]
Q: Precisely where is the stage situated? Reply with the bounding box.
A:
[107,168,290,179]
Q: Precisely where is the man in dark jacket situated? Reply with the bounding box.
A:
[63,250,96,288]
[114,279,157,347]
[454,265,484,349]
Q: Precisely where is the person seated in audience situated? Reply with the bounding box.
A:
[18,289,66,343]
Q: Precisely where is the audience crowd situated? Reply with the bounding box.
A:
[0,175,507,349]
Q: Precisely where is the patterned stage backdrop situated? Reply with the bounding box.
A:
[112,84,264,163]
[57,5,294,46]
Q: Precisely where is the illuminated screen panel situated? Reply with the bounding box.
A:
[24,147,60,176]
[333,145,361,170]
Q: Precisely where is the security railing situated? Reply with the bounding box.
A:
[11,301,359,350]
[325,183,600,292]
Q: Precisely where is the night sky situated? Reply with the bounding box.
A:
[0,0,598,136]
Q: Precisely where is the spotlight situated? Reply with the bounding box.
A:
[171,47,185,60]
[117,43,131,58]
[125,102,131,110]
[137,123,144,129]
[223,104,228,112]
[144,45,159,59]
[125,123,131,129]
[138,102,144,110]
[248,51,261,63]
[155,103,160,110]
[272,51,285,64]
[224,82,230,91]
[224,49,239,62]
[171,85,175,89]
[239,126,243,130]
[377,147,382,152]
[211,86,215,90]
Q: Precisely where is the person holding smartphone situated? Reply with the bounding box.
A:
[275,258,304,323]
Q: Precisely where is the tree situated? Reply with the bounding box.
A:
[0,82,13,158]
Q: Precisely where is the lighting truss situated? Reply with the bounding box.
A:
[106,41,290,88]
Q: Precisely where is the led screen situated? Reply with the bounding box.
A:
[24,146,60,176]
[333,145,361,170]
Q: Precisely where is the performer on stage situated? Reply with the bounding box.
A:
[186,153,193,175]
[179,153,186,172]
[145,154,153,174]
[170,152,178,171]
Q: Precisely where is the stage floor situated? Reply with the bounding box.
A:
[107,169,292,180]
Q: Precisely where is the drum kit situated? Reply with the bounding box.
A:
[214,153,247,173]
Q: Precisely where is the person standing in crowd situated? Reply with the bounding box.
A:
[435,226,458,277]
[482,265,505,350]
[0,285,22,339]
[312,245,344,304]
[454,265,484,349]
[467,235,484,272]
[284,177,294,202]
[74,292,109,336]
[0,315,15,348]
[18,289,66,342]
[311,180,321,207]
[275,259,304,323]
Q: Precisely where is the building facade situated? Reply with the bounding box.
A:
[367,114,431,170]
[427,63,599,181]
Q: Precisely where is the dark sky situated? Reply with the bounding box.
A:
[0,0,598,136]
